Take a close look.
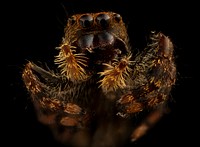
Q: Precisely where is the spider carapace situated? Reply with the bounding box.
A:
[22,11,176,146]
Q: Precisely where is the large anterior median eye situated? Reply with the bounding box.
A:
[79,14,94,28]
[96,13,111,28]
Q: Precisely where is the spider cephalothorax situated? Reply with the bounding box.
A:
[54,12,131,92]
[22,11,176,146]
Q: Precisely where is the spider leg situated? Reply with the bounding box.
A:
[117,32,176,115]
[22,62,91,144]
[116,32,176,141]
[130,104,169,142]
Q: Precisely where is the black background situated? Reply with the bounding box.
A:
[5,0,198,146]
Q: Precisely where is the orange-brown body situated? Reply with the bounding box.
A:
[22,11,176,146]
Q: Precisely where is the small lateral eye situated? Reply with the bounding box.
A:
[114,13,121,23]
[96,14,111,28]
[68,16,76,25]
[79,14,93,28]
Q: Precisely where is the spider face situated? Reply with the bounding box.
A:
[55,12,130,84]
[22,11,176,146]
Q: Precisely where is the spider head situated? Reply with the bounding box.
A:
[64,12,130,71]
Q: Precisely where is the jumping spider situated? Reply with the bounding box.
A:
[22,11,176,146]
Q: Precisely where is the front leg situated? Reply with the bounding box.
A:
[22,62,91,144]
[130,104,169,142]
[116,32,176,141]
[117,32,176,116]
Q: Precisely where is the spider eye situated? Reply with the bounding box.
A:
[96,13,111,28]
[68,16,76,25]
[79,14,93,28]
[114,13,122,23]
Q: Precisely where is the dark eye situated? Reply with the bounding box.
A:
[114,13,121,23]
[68,16,76,25]
[96,14,111,28]
[79,14,93,28]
